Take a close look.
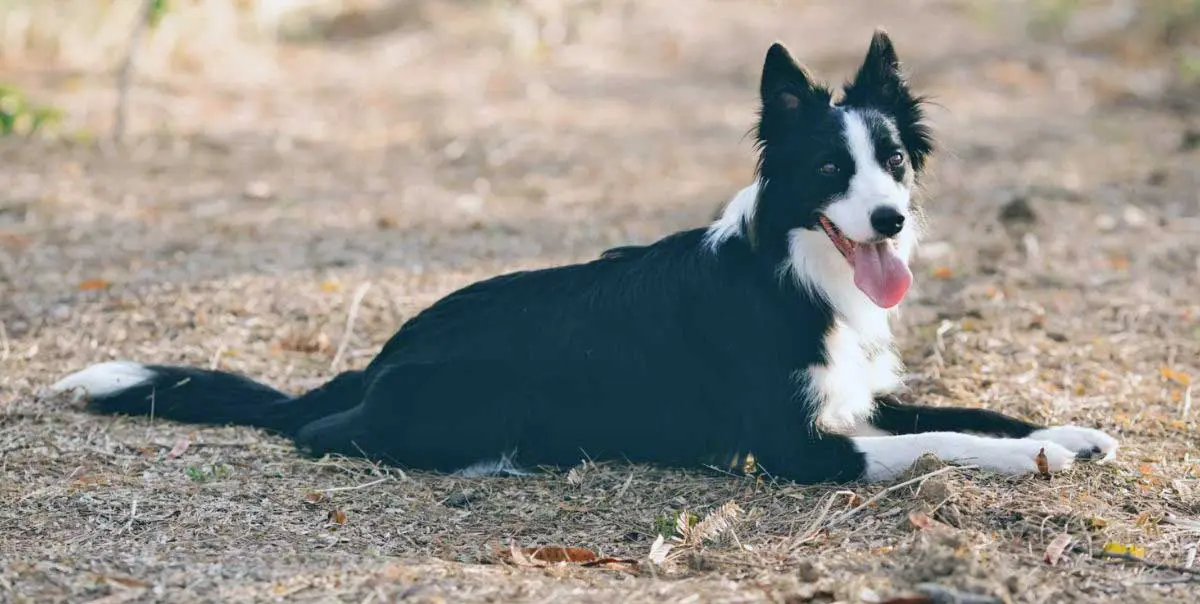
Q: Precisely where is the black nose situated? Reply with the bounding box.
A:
[870,206,905,237]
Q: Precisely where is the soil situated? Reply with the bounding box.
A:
[1,1,1198,602]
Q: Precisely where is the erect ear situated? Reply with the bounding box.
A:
[843,29,906,106]
[842,29,934,172]
[759,43,822,113]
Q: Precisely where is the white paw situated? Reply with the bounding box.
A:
[1028,426,1119,462]
[975,438,1075,475]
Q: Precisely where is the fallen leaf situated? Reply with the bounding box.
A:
[566,466,583,486]
[506,541,544,567]
[1160,366,1191,386]
[103,575,150,589]
[580,557,640,573]
[907,510,948,531]
[932,266,953,279]
[1102,541,1146,558]
[165,437,190,459]
[77,278,110,291]
[327,509,347,525]
[1044,533,1072,565]
[648,534,673,565]
[1086,517,1108,530]
[277,331,332,353]
[320,280,343,293]
[743,451,758,474]
[1035,447,1051,479]
[304,491,325,505]
[524,546,598,564]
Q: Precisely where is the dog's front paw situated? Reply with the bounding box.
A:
[975,438,1076,475]
[1028,426,1118,462]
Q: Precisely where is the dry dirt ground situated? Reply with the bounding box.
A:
[2,1,1199,602]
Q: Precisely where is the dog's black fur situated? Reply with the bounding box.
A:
[53,32,1086,484]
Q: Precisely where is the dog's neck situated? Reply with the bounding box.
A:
[706,180,920,347]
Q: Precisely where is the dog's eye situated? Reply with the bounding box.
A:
[887,152,905,168]
[817,162,839,176]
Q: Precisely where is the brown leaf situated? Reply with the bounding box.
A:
[908,510,938,530]
[1035,447,1051,479]
[580,557,640,573]
[277,331,332,354]
[103,575,150,589]
[525,546,598,564]
[327,509,347,525]
[1160,366,1191,386]
[77,278,110,291]
[1044,533,1072,565]
[304,491,325,505]
[165,437,190,460]
[502,542,617,568]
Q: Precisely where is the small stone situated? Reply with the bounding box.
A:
[920,241,954,261]
[1122,204,1147,227]
[998,196,1037,225]
[1094,214,1118,231]
[918,477,953,505]
[795,559,822,583]
[243,181,274,200]
[443,489,479,508]
[1181,129,1200,152]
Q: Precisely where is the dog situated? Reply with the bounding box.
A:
[50,31,1117,484]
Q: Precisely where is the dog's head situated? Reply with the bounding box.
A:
[745,30,933,310]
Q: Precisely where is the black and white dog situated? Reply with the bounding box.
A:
[51,32,1117,484]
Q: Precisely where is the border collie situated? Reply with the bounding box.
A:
[50,31,1117,484]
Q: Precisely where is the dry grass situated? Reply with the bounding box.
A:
[1,0,1199,602]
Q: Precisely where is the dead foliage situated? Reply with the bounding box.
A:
[2,0,1199,602]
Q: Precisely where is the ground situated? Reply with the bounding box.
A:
[1,1,1198,602]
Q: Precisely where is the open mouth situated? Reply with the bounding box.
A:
[818,216,857,262]
[816,215,914,309]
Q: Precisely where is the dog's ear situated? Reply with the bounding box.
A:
[759,43,823,114]
[842,29,934,171]
[844,30,904,104]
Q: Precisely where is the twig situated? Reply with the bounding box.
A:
[318,476,390,494]
[209,345,226,370]
[826,465,976,530]
[0,320,9,361]
[123,498,138,533]
[1182,383,1192,420]
[791,490,858,548]
[113,0,156,146]
[1098,551,1200,581]
[330,282,372,373]
[612,471,635,502]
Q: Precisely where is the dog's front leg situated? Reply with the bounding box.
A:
[852,431,1086,482]
[868,394,1118,463]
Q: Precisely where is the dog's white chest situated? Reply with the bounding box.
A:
[805,320,902,433]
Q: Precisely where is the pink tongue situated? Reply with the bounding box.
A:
[852,242,913,308]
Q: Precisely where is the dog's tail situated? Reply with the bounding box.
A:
[48,361,363,436]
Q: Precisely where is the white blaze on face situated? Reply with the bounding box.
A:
[824,110,912,240]
[822,110,915,309]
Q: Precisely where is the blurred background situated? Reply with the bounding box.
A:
[0,0,1197,382]
[2,5,1199,600]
